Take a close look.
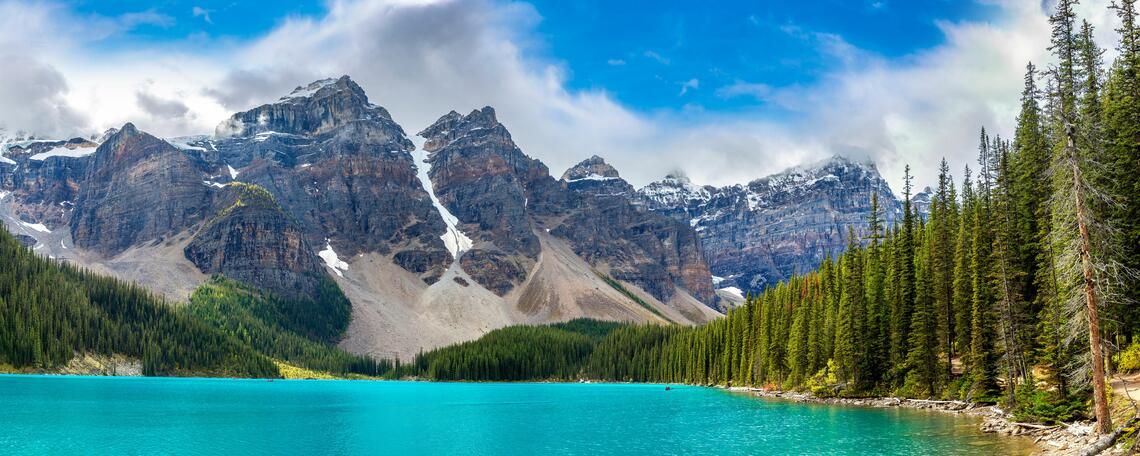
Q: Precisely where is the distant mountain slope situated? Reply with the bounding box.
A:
[635,155,903,295]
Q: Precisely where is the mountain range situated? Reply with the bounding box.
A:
[0,76,910,358]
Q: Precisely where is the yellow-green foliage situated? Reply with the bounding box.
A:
[805,360,841,397]
[273,360,340,380]
[206,182,284,226]
[1116,343,1140,372]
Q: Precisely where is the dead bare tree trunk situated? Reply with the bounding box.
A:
[1067,125,1112,434]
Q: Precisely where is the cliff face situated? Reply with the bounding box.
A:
[71,124,214,256]
[184,183,326,300]
[636,156,902,294]
[418,107,546,295]
[193,75,452,284]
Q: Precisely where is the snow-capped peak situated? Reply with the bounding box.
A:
[638,172,711,207]
[279,77,341,101]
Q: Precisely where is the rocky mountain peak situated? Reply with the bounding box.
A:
[117,123,140,137]
[561,155,633,197]
[638,172,711,210]
[911,186,934,220]
[95,127,120,144]
[215,75,398,139]
[278,75,362,102]
[93,123,177,169]
[419,106,505,153]
[561,155,621,181]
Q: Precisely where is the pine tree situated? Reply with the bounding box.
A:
[993,142,1027,405]
[932,159,957,382]
[891,165,918,384]
[953,167,976,367]
[970,133,1000,401]
[1012,62,1051,331]
[834,229,863,386]
[864,193,888,386]
[906,219,940,398]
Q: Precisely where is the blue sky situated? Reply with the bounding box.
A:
[66,0,996,114]
[525,0,996,112]
[0,0,1122,190]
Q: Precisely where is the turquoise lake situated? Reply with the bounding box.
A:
[0,375,1033,455]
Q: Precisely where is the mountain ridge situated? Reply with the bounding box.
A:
[1,75,917,357]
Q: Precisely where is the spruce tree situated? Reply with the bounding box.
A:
[970,133,1000,401]
[953,167,976,367]
[891,166,918,383]
[932,159,957,382]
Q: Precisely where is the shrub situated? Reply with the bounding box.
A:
[1115,343,1140,373]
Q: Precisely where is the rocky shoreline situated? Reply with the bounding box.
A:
[725,387,1127,455]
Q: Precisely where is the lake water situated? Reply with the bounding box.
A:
[0,375,1033,455]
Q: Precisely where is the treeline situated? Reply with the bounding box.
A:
[185,277,388,377]
[409,319,624,381]
[0,228,278,377]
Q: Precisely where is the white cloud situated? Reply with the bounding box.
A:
[192,6,213,24]
[643,50,670,65]
[0,0,1126,196]
[606,58,625,66]
[678,78,699,96]
[715,81,771,101]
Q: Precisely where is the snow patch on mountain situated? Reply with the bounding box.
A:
[638,174,711,207]
[29,146,97,161]
[20,221,51,233]
[166,136,211,152]
[717,286,744,302]
[565,174,620,183]
[412,143,471,259]
[280,78,338,101]
[318,240,350,277]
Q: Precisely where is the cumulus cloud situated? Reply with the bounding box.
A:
[0,0,1126,194]
[0,53,87,137]
[117,10,175,29]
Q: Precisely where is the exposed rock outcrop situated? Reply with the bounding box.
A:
[184,183,326,300]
